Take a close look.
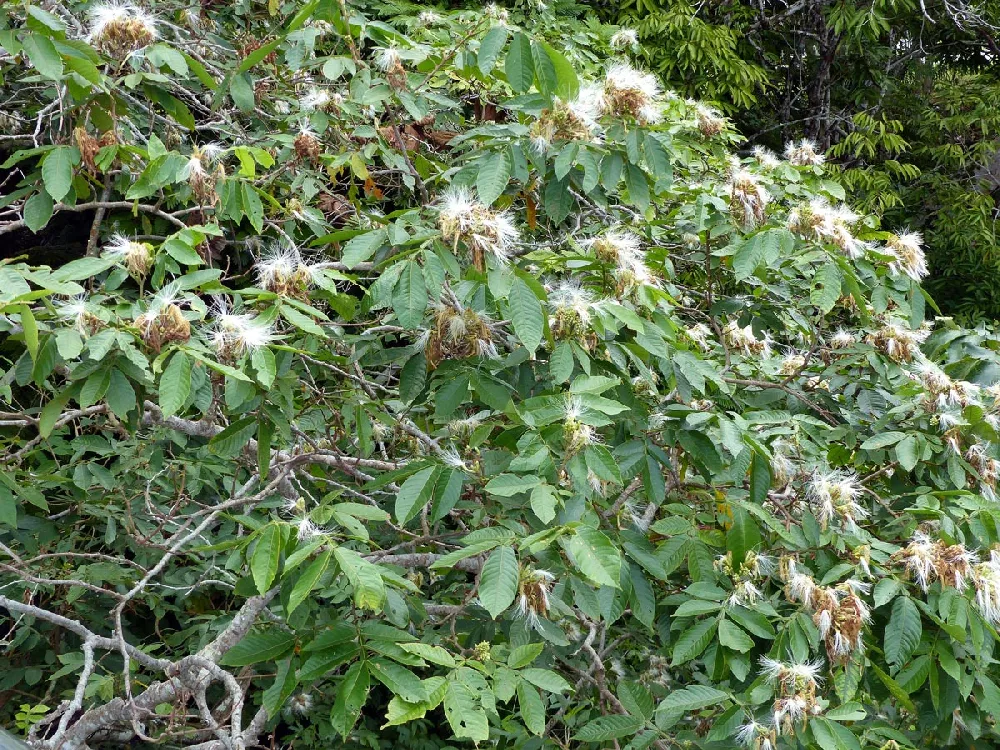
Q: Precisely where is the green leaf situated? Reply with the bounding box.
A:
[220,629,295,666]
[24,32,63,80]
[368,659,427,703]
[508,643,545,669]
[159,351,192,418]
[484,473,541,497]
[280,304,325,336]
[41,146,77,203]
[517,681,545,735]
[624,163,649,209]
[895,435,919,472]
[18,306,38,360]
[230,72,256,112]
[330,662,370,738]
[287,548,331,615]
[24,190,54,232]
[209,415,257,455]
[544,176,573,224]
[444,680,489,741]
[341,229,387,268]
[478,27,509,76]
[395,466,437,524]
[671,618,718,665]
[27,6,67,32]
[520,668,571,693]
[885,596,921,667]
[509,277,544,354]
[430,540,500,570]
[0,486,16,529]
[574,715,644,741]
[382,696,429,728]
[860,432,906,450]
[537,40,579,99]
[504,32,534,93]
[550,342,574,383]
[333,547,386,610]
[530,484,558,524]
[658,684,729,713]
[52,255,117,282]
[392,262,427,329]
[251,524,282,594]
[399,643,456,668]
[564,527,621,588]
[476,148,512,206]
[811,262,843,315]
[257,416,274,481]
[726,506,760,570]
[38,389,72,439]
[479,546,519,619]
[718,620,754,652]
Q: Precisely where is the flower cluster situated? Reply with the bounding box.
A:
[209,302,275,361]
[588,229,658,295]
[784,139,825,166]
[787,199,864,258]
[893,532,977,592]
[529,97,601,153]
[695,105,725,137]
[781,560,870,662]
[88,1,157,59]
[598,62,662,124]
[724,321,772,357]
[562,397,599,456]
[609,28,639,51]
[728,170,770,228]
[105,234,154,280]
[916,361,978,411]
[423,302,499,368]
[516,568,555,626]
[807,470,867,532]
[887,232,928,281]
[752,146,781,170]
[760,657,823,738]
[893,533,1000,626]
[865,320,930,363]
[256,243,316,300]
[715,550,775,607]
[186,144,225,205]
[134,287,190,352]
[437,188,519,271]
[548,281,599,350]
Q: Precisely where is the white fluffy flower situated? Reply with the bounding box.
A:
[105,233,153,278]
[784,139,825,166]
[752,145,781,170]
[807,470,867,531]
[88,1,158,49]
[830,328,856,349]
[374,45,402,71]
[548,280,596,323]
[56,294,91,332]
[299,88,331,111]
[887,231,928,281]
[210,303,275,357]
[610,28,639,50]
[759,657,823,688]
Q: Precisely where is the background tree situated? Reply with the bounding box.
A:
[597,0,1000,319]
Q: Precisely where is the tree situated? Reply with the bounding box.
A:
[4,1,1000,749]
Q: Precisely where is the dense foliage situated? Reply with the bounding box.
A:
[7,1,1000,750]
[600,0,1000,320]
